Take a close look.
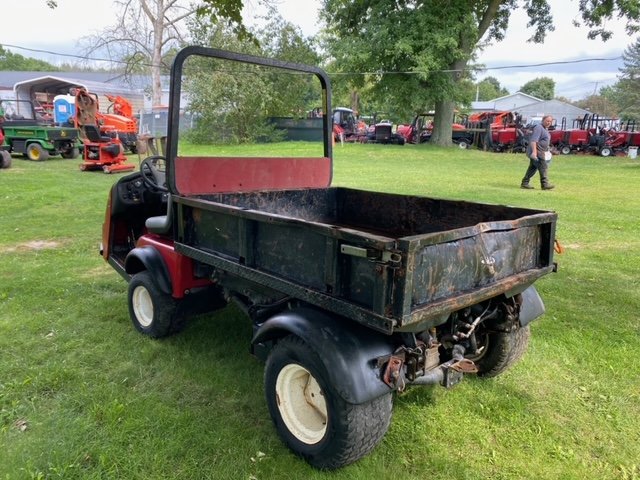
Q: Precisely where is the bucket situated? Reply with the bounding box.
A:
[628,146,638,159]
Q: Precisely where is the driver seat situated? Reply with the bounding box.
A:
[145,194,173,235]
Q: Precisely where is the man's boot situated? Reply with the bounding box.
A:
[542,183,555,190]
[521,179,534,189]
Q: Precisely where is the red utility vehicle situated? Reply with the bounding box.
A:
[100,47,558,469]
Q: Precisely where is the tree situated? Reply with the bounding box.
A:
[520,77,555,100]
[0,45,57,71]
[84,0,250,106]
[613,39,640,121]
[475,76,509,100]
[321,0,640,146]
[184,11,321,143]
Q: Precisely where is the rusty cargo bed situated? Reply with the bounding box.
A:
[173,187,557,334]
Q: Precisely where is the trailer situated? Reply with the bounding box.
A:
[100,47,558,469]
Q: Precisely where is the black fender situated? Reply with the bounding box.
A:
[252,307,395,405]
[124,246,172,295]
[518,286,545,326]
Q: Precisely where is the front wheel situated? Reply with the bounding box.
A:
[560,145,571,155]
[468,325,531,378]
[600,146,612,157]
[127,271,184,338]
[264,335,393,469]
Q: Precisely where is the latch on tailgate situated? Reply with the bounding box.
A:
[340,244,402,265]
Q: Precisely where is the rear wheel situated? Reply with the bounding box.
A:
[127,271,184,338]
[467,325,531,378]
[0,150,11,168]
[264,335,393,469]
[61,147,80,159]
[26,143,49,161]
[560,145,571,155]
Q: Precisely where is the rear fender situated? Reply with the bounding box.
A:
[252,307,395,405]
[124,246,172,295]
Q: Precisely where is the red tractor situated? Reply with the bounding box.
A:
[397,113,472,147]
[332,107,368,142]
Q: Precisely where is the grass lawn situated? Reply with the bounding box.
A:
[1,144,638,479]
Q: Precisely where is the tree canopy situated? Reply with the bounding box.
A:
[520,77,555,100]
[321,0,640,146]
[613,38,640,121]
[0,45,57,72]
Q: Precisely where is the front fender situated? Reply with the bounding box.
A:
[252,307,395,405]
[124,246,172,295]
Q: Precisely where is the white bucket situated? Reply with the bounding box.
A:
[628,146,638,159]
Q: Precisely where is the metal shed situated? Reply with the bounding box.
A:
[12,75,144,115]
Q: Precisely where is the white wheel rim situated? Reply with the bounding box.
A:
[275,363,327,445]
[132,285,154,327]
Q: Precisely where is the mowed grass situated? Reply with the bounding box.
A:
[0,144,638,480]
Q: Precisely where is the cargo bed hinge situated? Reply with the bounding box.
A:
[340,244,402,265]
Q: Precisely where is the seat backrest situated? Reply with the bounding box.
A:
[83,125,103,142]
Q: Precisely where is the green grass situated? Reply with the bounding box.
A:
[1,145,639,479]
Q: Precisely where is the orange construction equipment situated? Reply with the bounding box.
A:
[99,94,139,153]
[74,88,135,174]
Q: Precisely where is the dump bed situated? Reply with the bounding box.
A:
[174,187,556,334]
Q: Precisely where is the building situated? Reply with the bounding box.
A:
[0,71,148,114]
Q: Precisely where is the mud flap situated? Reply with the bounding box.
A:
[519,286,545,326]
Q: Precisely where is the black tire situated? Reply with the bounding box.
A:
[26,143,49,161]
[469,325,531,378]
[61,147,80,159]
[0,150,11,169]
[264,335,393,469]
[560,145,571,155]
[127,271,184,338]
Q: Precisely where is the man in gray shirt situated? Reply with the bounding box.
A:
[521,115,555,190]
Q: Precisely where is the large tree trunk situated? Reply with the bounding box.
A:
[431,57,468,147]
[430,100,455,146]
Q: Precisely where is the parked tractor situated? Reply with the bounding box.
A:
[397,113,473,147]
[332,107,368,142]
[363,113,405,145]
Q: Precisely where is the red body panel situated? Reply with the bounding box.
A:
[137,234,211,298]
[174,156,332,195]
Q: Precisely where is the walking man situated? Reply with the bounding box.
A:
[521,115,555,190]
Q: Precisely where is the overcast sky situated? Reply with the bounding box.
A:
[0,0,636,100]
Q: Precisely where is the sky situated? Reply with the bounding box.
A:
[0,0,636,100]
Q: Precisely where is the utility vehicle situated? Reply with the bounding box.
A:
[101,47,558,469]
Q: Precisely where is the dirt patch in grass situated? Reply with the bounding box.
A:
[0,240,61,254]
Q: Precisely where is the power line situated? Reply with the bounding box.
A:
[1,42,623,75]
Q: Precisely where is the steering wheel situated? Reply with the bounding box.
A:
[140,155,168,192]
